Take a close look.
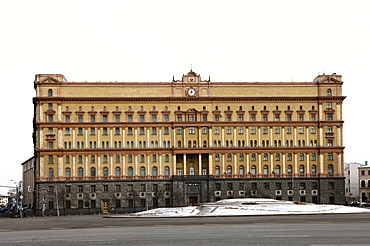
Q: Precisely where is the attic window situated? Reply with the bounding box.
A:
[327,89,332,96]
[48,89,53,97]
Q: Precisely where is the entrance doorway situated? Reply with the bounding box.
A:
[189,197,198,205]
[102,201,109,213]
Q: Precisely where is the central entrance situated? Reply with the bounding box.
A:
[189,197,198,205]
[102,201,109,213]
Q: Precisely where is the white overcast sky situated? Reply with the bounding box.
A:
[1,0,369,194]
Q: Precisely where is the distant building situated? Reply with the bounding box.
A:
[359,162,370,203]
[32,71,346,216]
[344,162,365,202]
[21,157,35,208]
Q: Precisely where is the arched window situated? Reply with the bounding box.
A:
[189,167,195,175]
[251,165,256,175]
[263,165,268,175]
[128,167,133,176]
[103,167,108,177]
[288,165,292,174]
[203,140,207,147]
[193,140,196,147]
[275,165,281,175]
[48,89,53,97]
[188,141,192,148]
[152,166,158,176]
[361,180,366,188]
[328,164,334,174]
[227,165,232,175]
[164,166,170,176]
[78,167,83,177]
[115,167,121,176]
[178,140,182,148]
[312,165,317,174]
[163,141,167,148]
[239,165,244,175]
[91,167,96,177]
[327,89,332,96]
[140,167,146,176]
[300,165,305,174]
[215,165,220,175]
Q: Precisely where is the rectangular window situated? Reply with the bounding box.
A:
[116,200,121,208]
[202,114,207,122]
[140,127,145,135]
[262,114,268,121]
[298,114,304,121]
[78,115,83,122]
[328,153,333,160]
[189,127,195,134]
[299,127,304,134]
[102,115,108,122]
[263,127,268,134]
[90,127,95,135]
[140,115,145,122]
[238,114,243,121]
[327,126,333,133]
[48,115,54,122]
[65,185,71,193]
[164,127,169,134]
[140,155,145,163]
[276,182,282,190]
[264,182,270,189]
[226,115,231,121]
[287,153,292,161]
[90,115,95,122]
[251,114,256,122]
[115,115,120,122]
[90,185,96,192]
[286,126,292,134]
[48,103,53,109]
[327,102,332,109]
[215,154,220,162]
[152,154,157,162]
[103,185,108,192]
[286,114,292,121]
[227,183,233,190]
[239,154,244,161]
[151,115,157,122]
[226,127,231,134]
[177,127,182,134]
[128,155,133,163]
[251,183,257,190]
[164,115,169,122]
[65,127,70,135]
[127,127,133,135]
[152,127,157,135]
[238,127,243,134]
[127,115,133,122]
[103,127,108,135]
[78,185,83,192]
[214,127,220,134]
[115,127,120,135]
[65,115,70,122]
[227,154,232,161]
[215,183,221,190]
[48,155,54,163]
[177,115,182,122]
[251,153,256,161]
[202,127,207,134]
[165,184,171,191]
[327,114,333,121]
[116,155,120,163]
[128,184,133,191]
[153,184,158,191]
[311,126,316,134]
[251,127,256,134]
[214,115,219,121]
[275,114,280,121]
[311,114,316,121]
[275,127,280,134]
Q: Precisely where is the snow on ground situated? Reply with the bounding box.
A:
[132,199,370,217]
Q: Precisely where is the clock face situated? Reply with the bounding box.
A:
[188,88,195,96]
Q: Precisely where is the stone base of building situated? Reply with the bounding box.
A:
[34,176,345,216]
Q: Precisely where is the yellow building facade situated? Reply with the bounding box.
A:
[32,70,345,215]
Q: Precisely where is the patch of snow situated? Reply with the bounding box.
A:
[133,198,370,217]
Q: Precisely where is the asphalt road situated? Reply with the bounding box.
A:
[1,214,370,245]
